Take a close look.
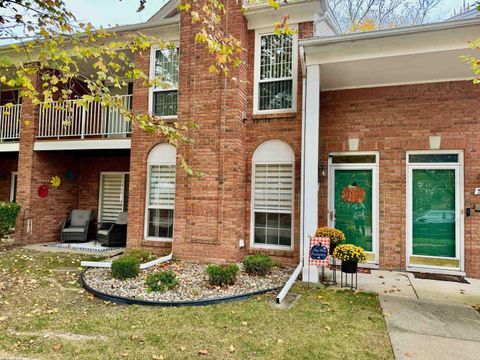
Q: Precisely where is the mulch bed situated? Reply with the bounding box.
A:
[83,261,293,302]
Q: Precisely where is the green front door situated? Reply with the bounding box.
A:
[412,169,456,258]
[332,169,374,253]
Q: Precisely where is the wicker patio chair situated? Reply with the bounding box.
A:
[97,211,128,247]
[61,210,93,243]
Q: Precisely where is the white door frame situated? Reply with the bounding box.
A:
[98,171,129,223]
[328,152,380,266]
[10,171,17,202]
[406,150,464,275]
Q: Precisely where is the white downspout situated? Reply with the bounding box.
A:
[276,46,307,304]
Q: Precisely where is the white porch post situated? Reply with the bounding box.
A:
[301,64,320,282]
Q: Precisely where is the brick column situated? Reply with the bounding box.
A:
[14,72,41,244]
[173,0,249,263]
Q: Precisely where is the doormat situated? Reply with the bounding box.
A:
[43,242,123,253]
[412,272,469,284]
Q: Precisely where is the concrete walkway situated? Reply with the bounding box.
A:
[321,269,480,359]
[381,296,480,360]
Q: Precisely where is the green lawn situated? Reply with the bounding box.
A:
[0,246,393,360]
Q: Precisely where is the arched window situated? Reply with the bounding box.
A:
[251,140,295,249]
[145,144,176,241]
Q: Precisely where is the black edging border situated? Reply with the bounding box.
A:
[80,268,283,307]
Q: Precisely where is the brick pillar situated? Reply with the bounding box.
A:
[173,0,249,263]
[14,71,80,244]
[14,72,41,244]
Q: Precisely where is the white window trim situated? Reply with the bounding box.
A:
[253,25,298,115]
[405,150,464,275]
[144,146,176,242]
[98,172,129,224]
[250,160,295,251]
[10,171,17,202]
[148,46,179,120]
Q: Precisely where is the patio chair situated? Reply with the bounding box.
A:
[61,210,93,243]
[97,211,128,247]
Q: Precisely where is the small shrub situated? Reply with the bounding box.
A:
[0,202,20,238]
[243,253,273,276]
[145,270,179,292]
[124,248,151,263]
[206,264,239,287]
[111,255,140,279]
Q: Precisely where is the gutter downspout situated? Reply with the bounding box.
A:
[276,45,307,304]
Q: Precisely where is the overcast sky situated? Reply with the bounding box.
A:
[65,0,470,28]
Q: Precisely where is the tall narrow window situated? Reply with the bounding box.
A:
[255,30,297,113]
[251,140,295,249]
[151,48,179,117]
[145,144,176,240]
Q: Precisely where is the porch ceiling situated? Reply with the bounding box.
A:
[301,18,480,91]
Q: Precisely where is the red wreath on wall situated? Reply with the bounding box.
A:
[38,185,49,198]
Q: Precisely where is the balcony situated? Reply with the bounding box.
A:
[35,95,132,151]
[0,104,21,152]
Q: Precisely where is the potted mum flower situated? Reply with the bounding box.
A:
[333,244,367,273]
[315,227,346,255]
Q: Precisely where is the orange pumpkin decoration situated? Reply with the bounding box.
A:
[341,185,366,204]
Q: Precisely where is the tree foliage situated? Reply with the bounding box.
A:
[329,0,442,33]
[0,0,289,173]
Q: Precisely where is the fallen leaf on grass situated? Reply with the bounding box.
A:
[241,321,248,326]
[198,349,209,355]
[180,346,186,351]
[325,326,331,331]
[153,355,164,360]
[53,343,62,351]
[277,339,284,344]
[229,345,235,353]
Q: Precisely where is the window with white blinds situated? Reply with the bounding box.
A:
[146,162,176,240]
[99,173,129,223]
[253,162,294,248]
[253,163,293,212]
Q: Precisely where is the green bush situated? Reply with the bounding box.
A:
[145,270,179,292]
[0,202,20,238]
[243,253,274,276]
[111,255,140,279]
[206,264,239,287]
[124,248,151,263]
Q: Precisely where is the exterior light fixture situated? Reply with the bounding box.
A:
[429,135,441,150]
[348,137,359,151]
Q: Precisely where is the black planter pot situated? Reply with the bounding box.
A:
[329,243,337,256]
[341,260,358,274]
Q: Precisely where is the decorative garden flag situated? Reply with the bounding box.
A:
[309,236,330,266]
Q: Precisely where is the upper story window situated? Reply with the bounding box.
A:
[254,28,298,114]
[150,48,179,117]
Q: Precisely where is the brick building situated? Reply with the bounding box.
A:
[1,0,480,281]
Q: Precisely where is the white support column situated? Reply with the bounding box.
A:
[301,64,320,282]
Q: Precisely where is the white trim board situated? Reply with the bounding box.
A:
[0,143,19,152]
[34,139,131,151]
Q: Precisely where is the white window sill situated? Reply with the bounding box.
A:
[145,237,173,243]
[250,244,293,251]
[253,108,297,116]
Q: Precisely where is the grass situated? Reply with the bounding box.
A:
[0,245,394,360]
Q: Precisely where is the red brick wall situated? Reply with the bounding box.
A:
[319,81,480,277]
[171,0,250,263]
[0,155,17,202]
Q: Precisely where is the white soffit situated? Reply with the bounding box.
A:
[34,139,131,151]
[245,0,320,30]
[0,143,19,152]
[300,19,480,90]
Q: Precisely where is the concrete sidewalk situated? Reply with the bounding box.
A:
[324,268,480,306]
[321,269,480,359]
[380,295,480,360]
